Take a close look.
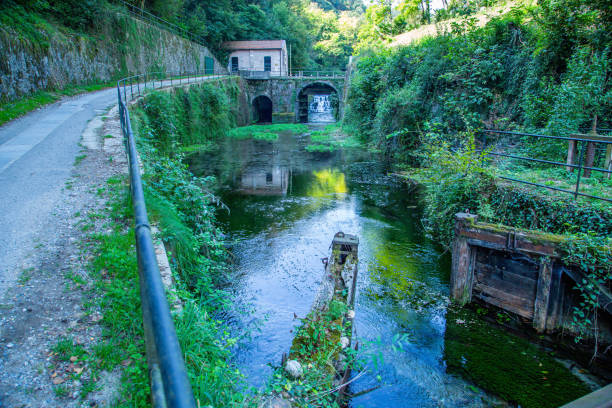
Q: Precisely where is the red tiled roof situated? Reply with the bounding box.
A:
[222,40,286,50]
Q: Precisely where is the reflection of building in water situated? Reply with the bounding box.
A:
[239,166,289,195]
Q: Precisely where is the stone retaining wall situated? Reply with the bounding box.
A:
[0,13,225,102]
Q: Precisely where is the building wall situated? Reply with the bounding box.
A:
[228,48,288,76]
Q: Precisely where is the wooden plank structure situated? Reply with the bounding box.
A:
[450,213,612,334]
[284,232,359,404]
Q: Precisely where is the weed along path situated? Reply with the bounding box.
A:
[188,129,595,407]
[0,86,130,405]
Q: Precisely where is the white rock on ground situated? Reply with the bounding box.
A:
[285,360,303,379]
[340,336,350,349]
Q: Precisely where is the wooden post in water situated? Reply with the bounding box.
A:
[450,213,477,306]
[533,258,553,333]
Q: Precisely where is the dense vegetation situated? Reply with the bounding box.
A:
[343,0,611,358]
[127,79,247,405]
[344,0,611,237]
[2,0,363,70]
[4,0,518,72]
[345,0,611,147]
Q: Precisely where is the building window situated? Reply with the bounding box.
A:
[231,57,239,72]
[264,56,271,72]
[266,172,273,183]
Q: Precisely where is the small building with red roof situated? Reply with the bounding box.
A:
[223,40,288,77]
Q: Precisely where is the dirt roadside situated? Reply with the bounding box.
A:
[0,104,128,407]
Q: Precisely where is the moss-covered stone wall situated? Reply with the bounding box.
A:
[0,12,225,102]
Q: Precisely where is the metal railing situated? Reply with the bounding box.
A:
[116,70,232,407]
[482,130,612,203]
[233,69,345,79]
[117,69,228,104]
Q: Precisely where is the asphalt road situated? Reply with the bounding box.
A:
[0,75,226,299]
[0,88,117,297]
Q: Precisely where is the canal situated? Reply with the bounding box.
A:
[188,128,592,407]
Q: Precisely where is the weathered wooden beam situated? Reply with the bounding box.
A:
[450,213,477,305]
[475,263,538,294]
[463,227,559,257]
[533,258,553,333]
[473,282,535,319]
[545,266,564,332]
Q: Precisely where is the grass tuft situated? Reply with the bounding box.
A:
[227,123,308,140]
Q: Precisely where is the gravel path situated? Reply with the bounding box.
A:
[0,90,128,407]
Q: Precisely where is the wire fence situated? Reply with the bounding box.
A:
[116,70,233,407]
[481,129,612,203]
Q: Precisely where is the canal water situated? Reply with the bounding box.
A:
[187,129,588,407]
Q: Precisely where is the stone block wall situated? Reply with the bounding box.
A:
[242,77,345,123]
[0,12,225,102]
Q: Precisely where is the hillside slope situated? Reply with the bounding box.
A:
[0,5,223,103]
[391,1,521,46]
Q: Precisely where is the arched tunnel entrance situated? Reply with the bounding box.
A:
[297,83,338,123]
[252,95,273,123]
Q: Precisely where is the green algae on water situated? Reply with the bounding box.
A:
[444,307,591,408]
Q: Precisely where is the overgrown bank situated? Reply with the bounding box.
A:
[124,78,248,405]
[342,0,611,315]
[341,0,612,401]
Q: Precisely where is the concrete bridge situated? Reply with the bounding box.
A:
[240,73,346,123]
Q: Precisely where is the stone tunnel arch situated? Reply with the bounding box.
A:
[252,95,273,123]
[296,82,339,123]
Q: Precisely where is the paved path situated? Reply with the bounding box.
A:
[0,88,117,297]
[0,74,227,299]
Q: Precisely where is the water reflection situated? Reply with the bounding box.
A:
[188,132,494,406]
[307,169,348,197]
[239,165,289,196]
